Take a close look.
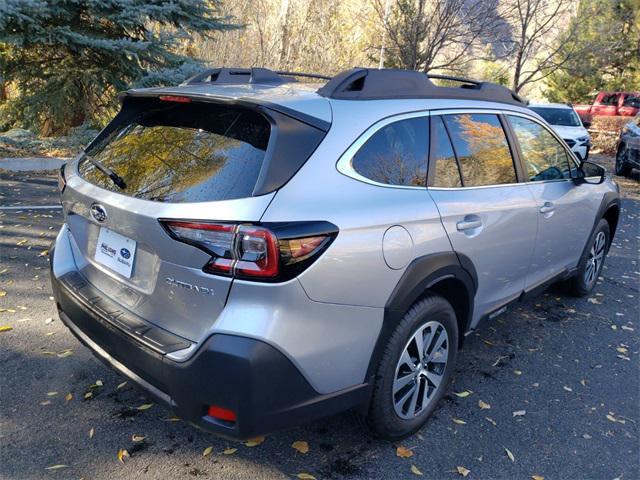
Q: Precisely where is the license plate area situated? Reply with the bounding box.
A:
[95,227,137,278]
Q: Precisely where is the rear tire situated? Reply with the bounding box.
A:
[367,294,458,440]
[568,219,610,297]
[615,146,632,177]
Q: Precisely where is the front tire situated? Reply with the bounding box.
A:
[367,294,458,440]
[615,145,632,177]
[568,219,610,296]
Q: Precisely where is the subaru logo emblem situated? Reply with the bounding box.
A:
[90,203,107,223]
[120,248,131,259]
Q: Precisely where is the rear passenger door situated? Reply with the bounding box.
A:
[506,114,596,288]
[427,112,538,327]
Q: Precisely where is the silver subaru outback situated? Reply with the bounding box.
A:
[50,68,620,440]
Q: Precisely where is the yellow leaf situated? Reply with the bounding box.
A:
[95,380,103,387]
[89,428,95,438]
[244,436,265,447]
[296,474,316,480]
[532,476,545,480]
[84,392,92,400]
[505,447,515,462]
[478,400,491,410]
[616,346,628,354]
[163,416,181,422]
[136,403,153,411]
[132,434,145,442]
[39,249,49,257]
[452,418,466,425]
[0,290,7,297]
[456,466,471,477]
[453,391,471,398]
[411,464,423,476]
[396,445,414,458]
[64,393,73,402]
[0,326,13,332]
[223,448,237,455]
[45,465,68,470]
[117,448,129,464]
[57,350,73,358]
[47,391,58,397]
[292,440,309,454]
[203,446,213,457]
[116,381,127,390]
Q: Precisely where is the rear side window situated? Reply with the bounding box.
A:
[80,102,270,202]
[428,116,461,188]
[508,115,573,181]
[442,114,516,187]
[351,117,428,187]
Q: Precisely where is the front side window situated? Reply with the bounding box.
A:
[508,115,573,181]
[623,95,640,108]
[442,114,516,187]
[351,117,428,187]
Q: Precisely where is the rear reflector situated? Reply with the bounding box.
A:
[158,95,192,103]
[207,405,236,422]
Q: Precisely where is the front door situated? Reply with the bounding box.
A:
[506,114,596,289]
[427,113,538,328]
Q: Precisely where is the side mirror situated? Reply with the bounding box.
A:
[582,120,591,129]
[574,160,605,185]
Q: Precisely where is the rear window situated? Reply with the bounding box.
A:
[80,101,270,202]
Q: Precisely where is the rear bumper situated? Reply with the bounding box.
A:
[50,249,369,440]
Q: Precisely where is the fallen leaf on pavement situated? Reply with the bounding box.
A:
[132,434,145,442]
[485,417,497,426]
[532,476,544,480]
[296,474,316,480]
[292,440,309,454]
[505,447,515,462]
[136,403,153,411]
[45,465,68,470]
[64,393,72,402]
[84,392,92,400]
[117,449,129,464]
[223,448,237,455]
[396,445,414,458]
[453,391,472,398]
[47,392,58,396]
[0,291,6,297]
[203,446,213,457]
[411,464,423,475]
[456,466,471,477]
[89,428,94,438]
[245,436,265,447]
[452,418,466,425]
[116,382,127,390]
[0,326,13,332]
[478,400,491,410]
[513,410,526,417]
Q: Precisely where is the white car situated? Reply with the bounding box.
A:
[529,103,591,161]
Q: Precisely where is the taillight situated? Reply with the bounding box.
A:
[160,220,337,282]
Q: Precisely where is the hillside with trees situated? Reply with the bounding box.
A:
[0,0,638,138]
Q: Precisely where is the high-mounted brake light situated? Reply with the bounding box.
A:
[160,220,338,282]
[158,95,192,103]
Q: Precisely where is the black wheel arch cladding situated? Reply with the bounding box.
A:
[364,251,477,385]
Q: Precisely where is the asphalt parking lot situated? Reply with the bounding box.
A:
[0,164,638,480]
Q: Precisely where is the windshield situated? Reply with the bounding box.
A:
[530,107,582,127]
[80,101,270,202]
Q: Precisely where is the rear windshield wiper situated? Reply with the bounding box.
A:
[79,150,127,190]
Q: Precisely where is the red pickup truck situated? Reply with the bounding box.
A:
[575,91,640,119]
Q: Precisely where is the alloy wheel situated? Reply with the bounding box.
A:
[392,321,449,419]
[584,231,606,287]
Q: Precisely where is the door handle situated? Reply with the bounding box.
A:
[456,219,482,231]
[539,202,555,214]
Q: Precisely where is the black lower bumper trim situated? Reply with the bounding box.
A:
[51,268,369,439]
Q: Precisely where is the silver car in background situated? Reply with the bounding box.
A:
[50,68,620,440]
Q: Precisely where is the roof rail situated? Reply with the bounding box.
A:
[182,67,330,86]
[317,68,527,106]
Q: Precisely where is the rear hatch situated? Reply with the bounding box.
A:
[61,94,326,344]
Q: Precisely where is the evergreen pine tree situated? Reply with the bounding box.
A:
[0,0,239,135]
